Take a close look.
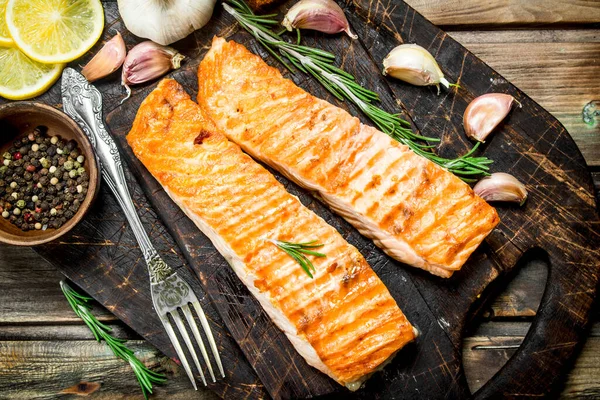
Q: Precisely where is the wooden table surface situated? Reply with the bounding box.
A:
[0,0,598,398]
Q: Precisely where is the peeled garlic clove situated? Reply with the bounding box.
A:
[282,0,357,39]
[464,93,515,142]
[121,41,185,102]
[117,0,216,46]
[81,33,126,82]
[474,173,527,206]
[382,44,454,93]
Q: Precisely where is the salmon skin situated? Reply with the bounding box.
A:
[197,37,500,278]
[127,79,416,390]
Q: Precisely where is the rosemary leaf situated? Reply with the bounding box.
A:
[60,281,167,400]
[268,239,326,278]
[223,0,493,181]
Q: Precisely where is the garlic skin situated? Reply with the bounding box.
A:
[82,33,126,83]
[473,173,527,206]
[117,0,216,46]
[382,44,454,93]
[464,93,515,142]
[121,41,185,102]
[282,0,357,39]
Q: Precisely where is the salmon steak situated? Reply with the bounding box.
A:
[197,37,500,278]
[127,79,416,389]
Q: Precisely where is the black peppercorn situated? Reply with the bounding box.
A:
[47,146,56,156]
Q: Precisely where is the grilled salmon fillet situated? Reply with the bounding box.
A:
[127,79,416,389]
[197,37,499,278]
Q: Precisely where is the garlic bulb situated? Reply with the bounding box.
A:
[464,93,516,142]
[81,33,126,82]
[121,41,185,102]
[473,173,527,205]
[117,0,216,46]
[282,0,357,39]
[382,44,455,93]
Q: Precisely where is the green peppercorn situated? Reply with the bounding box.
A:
[73,161,80,169]
[2,152,11,160]
[64,160,74,171]
[68,169,77,178]
[40,158,51,168]
[16,200,25,209]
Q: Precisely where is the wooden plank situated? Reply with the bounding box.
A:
[445,30,600,167]
[0,252,117,324]
[482,252,548,319]
[0,324,138,341]
[403,0,600,27]
[463,336,600,398]
[0,340,218,400]
[3,327,600,398]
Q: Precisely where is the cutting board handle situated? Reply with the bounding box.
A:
[474,246,594,398]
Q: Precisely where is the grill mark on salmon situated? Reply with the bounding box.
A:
[127,79,416,389]
[197,37,500,278]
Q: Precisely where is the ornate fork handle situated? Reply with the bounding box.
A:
[61,68,173,284]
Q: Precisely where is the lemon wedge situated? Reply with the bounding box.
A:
[6,0,104,64]
[0,0,13,46]
[0,46,64,100]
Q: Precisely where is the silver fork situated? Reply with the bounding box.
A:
[61,68,224,389]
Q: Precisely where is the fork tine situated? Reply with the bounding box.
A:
[182,304,216,382]
[160,316,197,390]
[191,301,225,378]
[171,311,207,386]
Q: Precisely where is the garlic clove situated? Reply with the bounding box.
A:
[473,172,527,206]
[464,93,515,142]
[282,0,357,39]
[117,0,216,46]
[382,44,455,93]
[121,41,185,103]
[81,33,126,83]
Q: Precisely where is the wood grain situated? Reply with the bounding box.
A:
[404,0,600,27]
[0,0,598,399]
[447,30,600,166]
[0,340,218,400]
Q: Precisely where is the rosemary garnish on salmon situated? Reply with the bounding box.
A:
[223,0,492,182]
[268,239,326,278]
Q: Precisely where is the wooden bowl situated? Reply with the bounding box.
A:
[0,102,100,246]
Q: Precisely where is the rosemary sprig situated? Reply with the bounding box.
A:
[60,281,167,400]
[268,239,326,278]
[223,0,492,182]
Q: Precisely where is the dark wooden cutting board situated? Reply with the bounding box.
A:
[14,1,599,399]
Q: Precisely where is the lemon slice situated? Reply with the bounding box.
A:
[0,0,13,46]
[6,0,104,64]
[0,46,64,100]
